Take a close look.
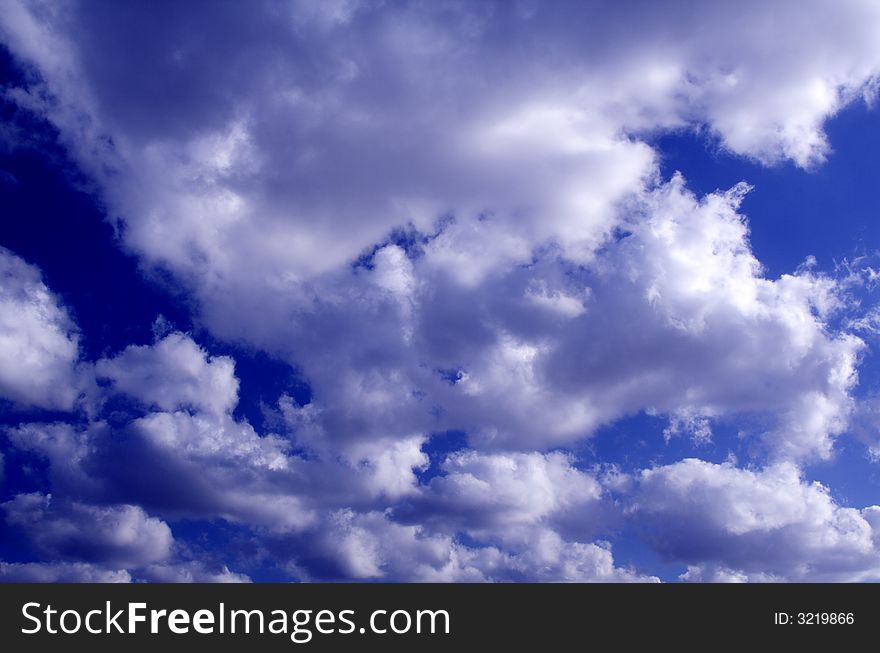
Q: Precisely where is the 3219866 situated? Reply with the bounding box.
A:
[774,612,854,625]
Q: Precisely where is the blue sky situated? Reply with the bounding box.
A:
[3,0,880,582]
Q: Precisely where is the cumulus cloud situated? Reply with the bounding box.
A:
[7,329,644,581]
[0,241,868,579]
[525,178,861,460]
[0,561,131,583]
[2,493,173,568]
[10,344,313,532]
[138,562,251,584]
[678,565,782,584]
[0,246,82,410]
[631,459,880,581]
[398,451,609,544]
[274,178,861,460]
[95,333,239,417]
[286,509,652,583]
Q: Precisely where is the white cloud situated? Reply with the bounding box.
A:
[359,450,643,581]
[0,246,82,410]
[6,421,97,497]
[631,458,880,581]
[678,565,782,583]
[8,413,315,534]
[7,331,645,581]
[0,557,251,583]
[491,529,656,583]
[292,509,652,582]
[9,333,427,527]
[403,179,858,459]
[0,561,131,583]
[406,451,607,543]
[95,333,239,417]
[138,562,251,583]
[2,493,173,568]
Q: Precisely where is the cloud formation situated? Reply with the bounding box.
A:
[5,329,648,581]
[0,1,873,458]
[1,0,880,581]
[95,333,239,417]
[0,247,82,410]
[632,459,880,582]
[2,493,173,567]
